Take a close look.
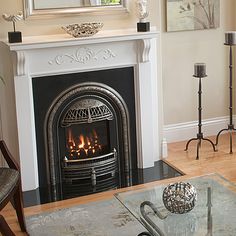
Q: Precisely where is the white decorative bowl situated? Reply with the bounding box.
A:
[62,23,103,38]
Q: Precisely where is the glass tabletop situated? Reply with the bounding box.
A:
[114,173,236,236]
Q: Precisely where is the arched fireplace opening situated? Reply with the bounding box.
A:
[45,83,132,200]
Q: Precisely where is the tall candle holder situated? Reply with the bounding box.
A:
[215,32,236,153]
[185,63,216,160]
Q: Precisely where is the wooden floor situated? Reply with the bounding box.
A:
[166,133,236,183]
[2,133,236,235]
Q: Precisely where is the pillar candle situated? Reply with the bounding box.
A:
[194,63,206,77]
[225,31,236,45]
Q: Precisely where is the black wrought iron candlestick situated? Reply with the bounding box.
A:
[215,32,236,153]
[185,63,216,160]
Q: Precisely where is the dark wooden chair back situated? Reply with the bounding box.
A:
[0,140,28,236]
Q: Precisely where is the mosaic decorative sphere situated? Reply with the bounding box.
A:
[162,182,197,214]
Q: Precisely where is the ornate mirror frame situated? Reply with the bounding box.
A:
[23,0,128,19]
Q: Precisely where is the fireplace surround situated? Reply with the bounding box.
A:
[33,67,137,200]
[4,28,160,193]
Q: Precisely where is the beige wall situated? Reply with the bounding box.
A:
[160,0,236,125]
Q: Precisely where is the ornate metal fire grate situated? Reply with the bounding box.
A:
[62,149,119,198]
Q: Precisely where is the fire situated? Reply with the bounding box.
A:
[66,129,102,159]
[78,135,85,149]
[67,129,75,149]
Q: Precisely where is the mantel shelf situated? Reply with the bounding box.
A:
[5,28,159,51]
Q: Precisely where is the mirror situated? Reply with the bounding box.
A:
[34,0,121,9]
[24,0,128,18]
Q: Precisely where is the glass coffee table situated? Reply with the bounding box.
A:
[115,173,236,236]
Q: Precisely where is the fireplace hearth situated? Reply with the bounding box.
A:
[23,159,183,207]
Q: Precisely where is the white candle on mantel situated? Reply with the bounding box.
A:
[194,63,206,78]
[225,31,236,45]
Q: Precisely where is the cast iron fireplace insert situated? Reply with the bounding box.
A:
[47,83,132,200]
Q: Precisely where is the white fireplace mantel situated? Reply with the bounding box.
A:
[5,28,160,191]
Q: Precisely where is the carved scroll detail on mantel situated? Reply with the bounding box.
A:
[48,47,116,65]
[16,51,26,76]
[138,39,151,63]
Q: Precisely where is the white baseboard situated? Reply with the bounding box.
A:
[163,116,234,143]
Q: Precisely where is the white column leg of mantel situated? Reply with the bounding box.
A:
[14,75,38,191]
[149,38,159,163]
[136,39,159,168]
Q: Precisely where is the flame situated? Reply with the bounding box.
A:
[78,135,85,149]
[93,129,98,139]
[66,128,102,159]
[67,129,75,149]
[69,129,75,145]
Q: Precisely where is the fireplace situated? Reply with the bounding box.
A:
[33,68,137,201]
[5,29,160,195]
